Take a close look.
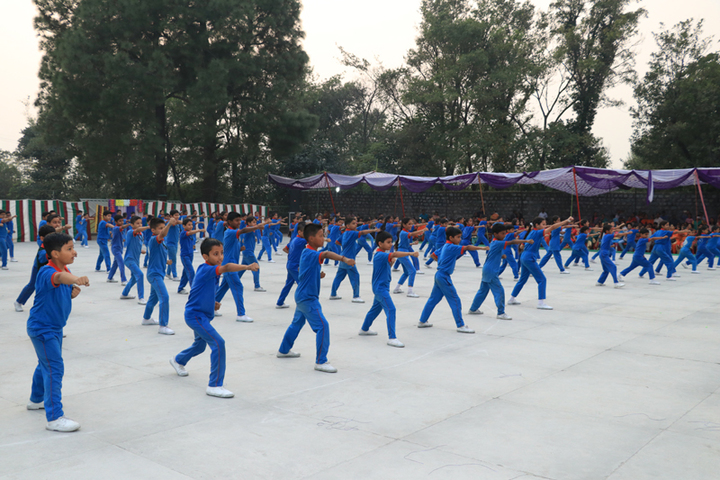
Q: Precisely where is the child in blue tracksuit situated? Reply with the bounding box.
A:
[142,215,152,267]
[14,225,56,312]
[690,225,714,269]
[257,220,275,262]
[595,224,630,287]
[107,214,129,284]
[559,226,574,251]
[469,223,534,319]
[323,219,343,266]
[0,210,9,269]
[393,218,425,297]
[5,211,17,260]
[26,232,90,432]
[564,226,591,269]
[619,225,639,259]
[95,211,115,272]
[121,216,149,303]
[675,230,710,273]
[498,223,520,280]
[640,221,676,279]
[74,212,89,248]
[214,214,267,322]
[473,217,490,248]
[425,219,449,267]
[508,216,574,310]
[461,219,481,268]
[178,218,205,294]
[170,237,258,399]
[330,216,377,303]
[619,228,661,285]
[539,216,574,274]
[420,216,436,252]
[360,230,419,348]
[357,218,375,263]
[164,210,181,280]
[276,226,307,308]
[142,217,177,334]
[418,226,487,333]
[277,223,355,373]
[705,227,720,269]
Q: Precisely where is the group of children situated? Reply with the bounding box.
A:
[15,206,720,434]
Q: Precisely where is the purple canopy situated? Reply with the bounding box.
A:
[269,167,720,204]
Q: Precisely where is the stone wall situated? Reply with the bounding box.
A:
[301,188,720,221]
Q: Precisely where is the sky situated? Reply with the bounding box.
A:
[1,0,719,169]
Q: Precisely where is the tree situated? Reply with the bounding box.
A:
[628,20,720,169]
[0,151,26,198]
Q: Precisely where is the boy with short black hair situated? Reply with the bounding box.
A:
[276,223,307,309]
[178,217,205,294]
[0,210,8,270]
[418,226,488,333]
[170,238,259,398]
[277,223,355,373]
[469,224,534,320]
[26,233,89,432]
[618,228,662,285]
[107,214,129,284]
[165,209,181,281]
[120,216,150,303]
[142,216,177,334]
[95,211,115,272]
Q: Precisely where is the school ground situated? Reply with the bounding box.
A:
[1,241,719,480]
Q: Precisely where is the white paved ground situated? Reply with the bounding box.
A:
[1,240,719,479]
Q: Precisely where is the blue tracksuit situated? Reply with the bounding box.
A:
[396,230,417,287]
[357,224,374,261]
[539,228,566,272]
[470,239,507,314]
[641,230,674,278]
[361,250,397,339]
[620,238,655,279]
[178,230,196,291]
[559,227,573,250]
[473,221,490,247]
[461,226,481,267]
[279,247,332,364]
[420,220,434,251]
[122,228,145,299]
[498,231,519,279]
[258,223,273,261]
[619,229,638,258]
[165,221,180,278]
[419,243,467,327]
[144,235,170,326]
[277,236,307,306]
[330,229,361,298]
[108,225,127,282]
[674,236,698,271]
[215,228,248,316]
[511,228,547,300]
[597,233,619,284]
[564,233,590,268]
[95,219,113,271]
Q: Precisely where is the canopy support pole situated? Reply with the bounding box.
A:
[572,167,581,221]
[478,174,486,216]
[324,171,337,215]
[694,169,710,225]
[398,178,406,218]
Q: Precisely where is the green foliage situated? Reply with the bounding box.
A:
[629,20,720,169]
[0,151,26,199]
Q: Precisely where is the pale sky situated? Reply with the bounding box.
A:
[1,0,719,169]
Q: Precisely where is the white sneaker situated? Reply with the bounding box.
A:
[507,298,521,305]
[27,401,44,410]
[120,295,136,300]
[416,270,425,275]
[417,321,433,328]
[513,277,519,282]
[618,274,625,281]
[691,271,700,274]
[358,329,377,336]
[268,260,276,263]
[497,313,512,320]
[352,297,365,303]
[467,309,483,315]
[10,257,18,261]
[171,277,181,282]
[170,358,188,376]
[121,281,127,286]
[254,287,266,292]
[406,292,419,298]
[596,282,605,286]
[214,311,222,317]
[236,315,254,323]
[314,363,337,373]
[560,270,570,274]
[673,274,681,278]
[166,274,172,279]
[393,288,404,294]
[367,262,373,265]
[277,351,301,358]
[708,267,716,271]
[1,266,8,270]
[585,268,594,271]
[590,259,596,263]
[141,317,159,325]
[106,279,118,283]
[276,304,290,309]
[425,264,433,269]
[206,386,234,398]
[457,325,475,334]
[328,295,342,300]
[666,277,677,281]
[537,304,554,310]
[387,338,405,348]
[614,282,625,288]
[158,326,175,335]
[46,416,80,432]
[392,268,399,271]
[649,280,661,285]
[14,301,23,312]
[138,298,147,305]
[178,289,189,295]
[681,263,688,269]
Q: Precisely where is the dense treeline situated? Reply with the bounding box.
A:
[1,1,718,205]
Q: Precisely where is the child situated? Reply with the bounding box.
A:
[14,225,56,312]
[120,216,150,303]
[595,224,630,288]
[257,216,276,263]
[5,211,18,261]
[164,210,182,281]
[357,218,375,264]
[324,218,343,266]
[360,231,419,347]
[0,210,8,270]
[674,229,709,273]
[461,218,482,268]
[178,218,205,294]
[277,223,355,373]
[169,238,259,398]
[276,223,307,308]
[619,224,639,259]
[417,226,487,332]
[507,216,574,310]
[329,216,378,303]
[142,216,178,334]
[74,211,89,248]
[425,218,450,268]
[618,228,662,285]
[393,218,425,297]
[641,221,676,280]
[539,216,574,274]
[95,211,115,272]
[564,226,592,270]
[26,233,89,432]
[498,220,520,280]
[214,213,268,321]
[107,214,129,284]
[469,223,534,319]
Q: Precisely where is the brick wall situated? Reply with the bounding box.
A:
[301,188,720,222]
